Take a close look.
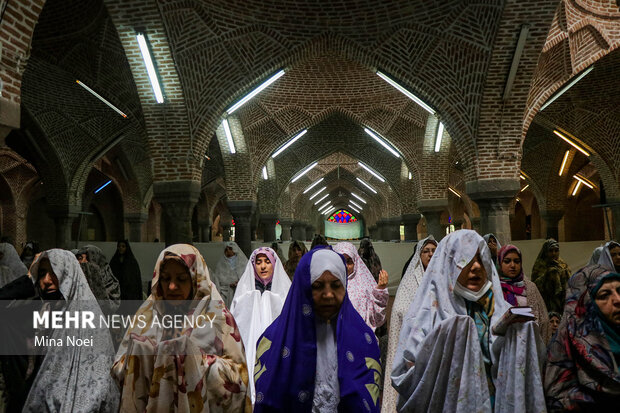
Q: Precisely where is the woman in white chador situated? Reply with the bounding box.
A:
[230,247,291,403]
[212,241,248,308]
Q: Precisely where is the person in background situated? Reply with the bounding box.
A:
[0,243,28,287]
[212,241,248,309]
[271,241,286,263]
[531,239,572,313]
[78,245,121,314]
[19,242,39,270]
[483,233,501,266]
[545,265,620,411]
[109,240,143,302]
[548,311,561,339]
[285,240,307,280]
[358,238,382,282]
[597,241,620,272]
[311,234,329,250]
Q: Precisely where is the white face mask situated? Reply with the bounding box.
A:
[453,279,492,302]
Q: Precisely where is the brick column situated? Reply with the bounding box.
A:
[383,217,401,241]
[541,210,564,241]
[228,201,255,257]
[418,199,448,241]
[260,214,278,242]
[305,225,315,241]
[280,219,292,241]
[402,213,422,241]
[291,221,307,241]
[48,205,80,249]
[154,181,200,246]
[125,212,147,242]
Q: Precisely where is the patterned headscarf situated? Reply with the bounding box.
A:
[597,241,620,272]
[497,244,526,306]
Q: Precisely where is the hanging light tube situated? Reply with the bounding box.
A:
[272,129,308,158]
[363,128,400,157]
[520,174,526,180]
[408,172,412,180]
[448,187,461,198]
[356,177,377,194]
[553,130,590,156]
[434,122,444,152]
[520,184,529,192]
[318,200,331,211]
[309,186,327,200]
[227,69,285,114]
[314,194,329,205]
[573,175,594,189]
[291,162,318,183]
[558,150,570,176]
[136,33,164,103]
[348,204,361,214]
[76,80,127,118]
[351,193,367,204]
[94,180,112,194]
[318,203,333,213]
[303,177,324,194]
[571,181,581,196]
[324,207,336,216]
[262,166,268,180]
[540,66,594,111]
[358,162,385,182]
[376,71,435,114]
[222,119,236,154]
[349,200,363,210]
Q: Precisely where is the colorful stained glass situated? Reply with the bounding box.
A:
[327,209,357,223]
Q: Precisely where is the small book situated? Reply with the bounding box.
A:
[492,306,536,336]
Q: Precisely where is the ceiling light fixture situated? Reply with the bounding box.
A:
[262,166,268,180]
[94,180,112,194]
[222,119,236,154]
[520,184,529,192]
[314,194,329,205]
[573,175,594,189]
[351,193,367,204]
[318,203,333,213]
[376,71,435,114]
[553,130,590,156]
[309,186,327,200]
[324,207,336,216]
[318,200,331,211]
[292,162,318,183]
[227,69,285,114]
[136,32,164,103]
[358,162,385,182]
[356,177,377,194]
[408,172,412,180]
[76,80,127,118]
[348,204,361,214]
[540,66,594,111]
[572,181,581,196]
[272,129,308,158]
[434,122,444,152]
[558,150,570,176]
[519,173,526,180]
[363,128,400,157]
[448,187,461,198]
[303,177,324,194]
[349,200,363,210]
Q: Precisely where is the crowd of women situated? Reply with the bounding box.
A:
[0,231,617,412]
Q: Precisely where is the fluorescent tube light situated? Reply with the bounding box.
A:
[573,175,594,189]
[318,203,333,213]
[348,204,361,214]
[434,122,444,152]
[309,187,327,200]
[572,181,581,196]
[408,172,412,180]
[558,150,570,176]
[349,200,363,210]
[356,177,377,194]
[136,33,164,103]
[358,162,385,182]
[540,66,594,111]
[448,187,461,198]
[519,174,526,180]
[324,207,336,216]
[76,80,127,118]
[318,200,331,211]
[227,69,285,114]
[272,129,307,158]
[351,193,366,204]
[520,184,529,192]
[376,71,435,114]
[291,162,318,183]
[363,128,400,157]
[303,178,324,194]
[553,130,590,156]
[314,194,329,205]
[262,166,268,180]
[222,119,236,154]
[94,180,112,194]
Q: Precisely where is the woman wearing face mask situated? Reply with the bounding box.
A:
[230,247,291,404]
[545,266,620,411]
[531,239,571,313]
[383,236,436,413]
[253,246,381,412]
[497,244,551,344]
[392,230,546,412]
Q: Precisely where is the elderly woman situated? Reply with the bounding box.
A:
[392,230,546,412]
[531,239,572,313]
[112,244,250,412]
[212,241,248,308]
[231,247,291,404]
[545,265,620,411]
[383,235,436,413]
[332,242,388,331]
[253,246,381,412]
[497,244,551,343]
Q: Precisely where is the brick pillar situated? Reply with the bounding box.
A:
[418,199,448,241]
[260,214,278,242]
[608,199,620,241]
[402,213,422,241]
[222,224,231,241]
[541,210,564,241]
[369,225,378,241]
[154,181,200,246]
[48,205,80,249]
[197,220,211,242]
[228,201,255,257]
[125,212,147,242]
[383,217,401,241]
[291,221,306,241]
[280,219,292,241]
[305,225,314,241]
[466,179,520,246]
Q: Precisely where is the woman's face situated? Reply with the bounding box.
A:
[254,254,274,279]
[456,252,488,292]
[294,246,302,258]
[549,315,560,334]
[500,251,522,279]
[420,242,437,269]
[342,254,355,276]
[546,247,560,262]
[312,271,345,321]
[117,242,127,255]
[594,279,620,327]
[609,246,620,269]
[224,246,235,258]
[487,237,498,257]
[159,259,193,304]
[37,258,60,295]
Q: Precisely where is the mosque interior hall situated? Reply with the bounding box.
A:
[0,0,619,272]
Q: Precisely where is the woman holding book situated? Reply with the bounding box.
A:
[391,230,546,412]
[545,265,620,411]
[497,244,551,343]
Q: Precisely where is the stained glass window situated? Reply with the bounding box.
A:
[327,209,357,223]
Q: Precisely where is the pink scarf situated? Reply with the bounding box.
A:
[252,247,276,286]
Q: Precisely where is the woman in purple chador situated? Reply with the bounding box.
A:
[253,246,381,412]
